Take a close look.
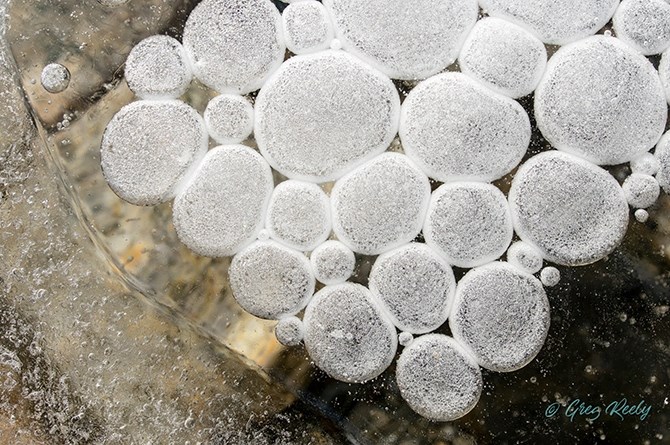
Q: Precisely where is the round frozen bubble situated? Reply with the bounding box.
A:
[275,316,304,347]
[398,332,414,347]
[331,153,431,255]
[172,145,274,257]
[203,94,254,144]
[630,153,660,176]
[125,35,192,99]
[323,0,477,80]
[282,1,334,55]
[635,209,650,223]
[369,243,456,334]
[423,182,513,269]
[535,36,667,165]
[310,240,355,285]
[182,0,284,94]
[266,180,331,251]
[478,0,619,45]
[303,283,397,383]
[656,132,670,194]
[400,73,530,183]
[229,241,315,320]
[507,241,543,274]
[450,262,550,372]
[255,50,400,182]
[101,100,207,206]
[540,266,561,287]
[661,50,670,104]
[41,63,70,93]
[396,334,482,421]
[622,173,660,209]
[613,0,670,56]
[509,151,629,266]
[458,17,547,99]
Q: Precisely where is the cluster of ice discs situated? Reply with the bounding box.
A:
[96,0,670,422]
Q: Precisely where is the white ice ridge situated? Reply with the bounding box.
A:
[660,50,670,105]
[255,50,400,183]
[229,241,315,320]
[369,243,456,334]
[450,262,550,372]
[124,35,191,100]
[655,131,670,194]
[172,145,274,257]
[310,240,355,285]
[423,182,513,268]
[396,334,482,421]
[323,0,478,80]
[535,36,667,165]
[182,0,285,94]
[478,0,620,45]
[331,153,431,255]
[509,151,629,266]
[613,0,670,56]
[282,1,334,55]
[400,73,530,183]
[303,283,397,383]
[458,17,547,99]
[101,100,208,206]
[203,94,254,145]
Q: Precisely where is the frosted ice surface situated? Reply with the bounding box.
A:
[266,180,331,251]
[630,153,660,176]
[400,73,530,182]
[323,0,478,80]
[613,0,670,55]
[661,50,670,104]
[535,36,667,165]
[655,132,670,193]
[172,145,274,257]
[450,262,550,372]
[203,94,254,144]
[41,63,70,93]
[303,283,397,383]
[369,243,456,334]
[282,1,334,55]
[478,0,620,45]
[101,100,207,206]
[540,266,561,287]
[396,334,482,421]
[331,153,431,255]
[622,173,660,209]
[507,241,543,274]
[398,332,414,347]
[458,17,547,99]
[635,209,650,223]
[423,182,513,268]
[229,241,315,320]
[275,316,304,347]
[182,0,285,94]
[255,50,400,182]
[310,240,355,285]
[124,35,191,100]
[509,151,629,266]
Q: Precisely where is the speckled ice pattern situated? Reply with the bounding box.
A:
[275,316,304,347]
[303,283,397,383]
[369,243,455,334]
[101,100,207,206]
[613,0,670,55]
[660,50,670,104]
[630,152,660,176]
[540,266,561,287]
[458,17,547,99]
[509,151,629,266]
[331,153,431,255]
[124,35,191,99]
[507,241,543,274]
[203,94,254,144]
[310,240,355,285]
[656,132,670,193]
[255,50,400,182]
[323,0,478,80]
[396,334,483,421]
[182,0,285,94]
[400,73,530,183]
[535,36,667,165]
[172,145,274,257]
[450,262,550,372]
[266,180,331,251]
[229,241,315,320]
[479,0,620,45]
[40,63,70,93]
[282,1,333,55]
[623,173,661,209]
[423,182,513,269]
